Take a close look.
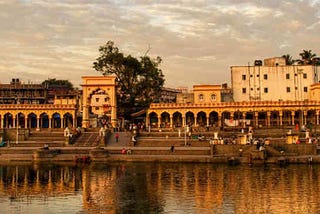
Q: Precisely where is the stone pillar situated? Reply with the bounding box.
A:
[279,111,283,126]
[195,116,198,127]
[291,111,295,125]
[82,105,89,128]
[316,111,319,125]
[49,117,52,129]
[13,116,16,128]
[24,117,28,129]
[182,116,186,127]
[37,117,40,130]
[146,115,150,128]
[206,117,209,127]
[170,116,173,128]
[218,114,222,127]
[158,116,161,128]
[303,111,307,125]
[267,111,271,127]
[61,117,64,129]
[254,112,259,127]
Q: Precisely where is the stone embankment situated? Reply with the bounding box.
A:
[0,129,319,165]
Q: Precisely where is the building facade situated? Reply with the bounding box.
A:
[231,57,319,102]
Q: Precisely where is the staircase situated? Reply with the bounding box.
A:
[72,132,102,147]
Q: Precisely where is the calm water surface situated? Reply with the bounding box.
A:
[0,162,319,214]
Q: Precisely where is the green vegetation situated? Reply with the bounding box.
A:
[93,41,165,119]
[282,49,320,65]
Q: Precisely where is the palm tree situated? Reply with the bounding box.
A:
[297,49,317,65]
[282,54,294,65]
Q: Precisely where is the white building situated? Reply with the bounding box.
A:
[231,57,319,102]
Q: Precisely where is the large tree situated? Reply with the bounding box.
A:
[93,41,165,118]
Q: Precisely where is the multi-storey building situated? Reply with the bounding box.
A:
[231,57,319,102]
[0,78,47,104]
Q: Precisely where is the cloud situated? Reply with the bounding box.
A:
[0,0,319,89]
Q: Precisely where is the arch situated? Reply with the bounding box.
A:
[3,113,13,128]
[16,112,26,128]
[27,113,37,129]
[294,110,302,127]
[173,112,182,128]
[52,113,61,128]
[186,111,195,126]
[160,112,170,128]
[306,110,316,128]
[40,113,49,128]
[64,112,73,128]
[209,111,219,127]
[149,112,158,128]
[196,111,206,127]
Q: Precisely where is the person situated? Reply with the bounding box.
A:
[121,148,126,154]
[115,132,119,142]
[170,145,175,152]
[131,135,137,146]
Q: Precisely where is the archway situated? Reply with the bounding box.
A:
[186,111,195,127]
[196,111,206,127]
[64,113,73,128]
[40,113,49,128]
[209,111,219,127]
[52,113,61,128]
[3,113,13,128]
[149,112,158,128]
[160,112,170,128]
[173,112,182,128]
[28,113,37,129]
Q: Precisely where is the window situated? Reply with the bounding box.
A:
[199,94,204,101]
[286,73,290,79]
[242,88,246,93]
[286,87,291,93]
[104,97,110,102]
[242,75,246,80]
[304,87,308,92]
[211,93,216,101]
[264,74,268,80]
[95,107,99,110]
[264,88,268,93]
[95,98,99,102]
[257,74,260,77]
[303,73,307,79]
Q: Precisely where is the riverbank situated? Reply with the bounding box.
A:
[0,144,319,165]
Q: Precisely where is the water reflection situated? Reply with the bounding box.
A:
[0,163,319,213]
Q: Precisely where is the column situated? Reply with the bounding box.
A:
[82,105,89,128]
[267,111,271,127]
[158,116,161,128]
[194,116,198,127]
[49,117,52,129]
[24,117,28,129]
[13,116,16,128]
[303,111,307,125]
[182,116,186,127]
[291,111,295,125]
[279,111,283,126]
[218,113,222,127]
[37,117,40,130]
[170,116,173,128]
[316,111,319,125]
[146,115,150,128]
[254,112,258,127]
[0,115,2,129]
[206,117,209,127]
[61,117,64,129]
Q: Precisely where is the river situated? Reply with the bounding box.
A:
[0,162,319,213]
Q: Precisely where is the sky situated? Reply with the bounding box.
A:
[0,0,320,89]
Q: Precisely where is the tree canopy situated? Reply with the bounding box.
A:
[282,50,320,65]
[93,41,165,118]
[41,78,73,90]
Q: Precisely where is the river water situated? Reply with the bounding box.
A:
[0,162,319,214]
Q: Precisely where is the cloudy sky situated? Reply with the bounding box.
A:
[0,0,320,89]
